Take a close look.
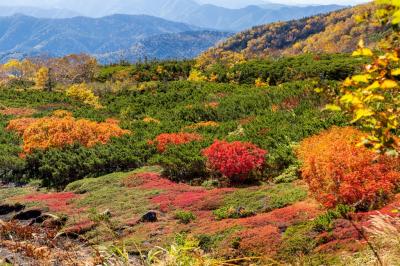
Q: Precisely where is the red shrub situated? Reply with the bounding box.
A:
[202,140,267,181]
[297,127,400,210]
[236,225,281,254]
[151,132,202,152]
[22,192,80,214]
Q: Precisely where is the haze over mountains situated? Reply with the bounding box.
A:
[0,14,230,63]
[0,0,346,31]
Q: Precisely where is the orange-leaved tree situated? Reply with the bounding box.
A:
[297,126,400,210]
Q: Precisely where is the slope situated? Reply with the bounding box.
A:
[202,3,384,59]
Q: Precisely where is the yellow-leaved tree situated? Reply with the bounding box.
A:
[66,83,102,109]
[35,67,50,91]
[328,0,400,155]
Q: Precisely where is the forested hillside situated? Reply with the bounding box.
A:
[203,3,383,59]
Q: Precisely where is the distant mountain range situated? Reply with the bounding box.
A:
[0,14,230,63]
[0,0,347,31]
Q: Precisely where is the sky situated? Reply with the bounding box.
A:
[198,0,368,6]
[1,0,370,7]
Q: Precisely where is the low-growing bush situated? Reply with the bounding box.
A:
[25,140,147,188]
[297,127,400,210]
[174,210,196,224]
[150,142,207,182]
[150,132,203,153]
[7,111,130,154]
[202,140,267,182]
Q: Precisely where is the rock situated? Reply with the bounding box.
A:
[140,211,158,223]
[101,209,112,218]
[13,209,42,221]
[30,213,67,228]
[0,203,25,215]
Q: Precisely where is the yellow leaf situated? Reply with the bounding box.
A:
[381,80,398,89]
[340,94,362,106]
[365,81,380,91]
[393,10,400,24]
[324,104,342,111]
[351,108,374,123]
[392,69,400,76]
[351,74,371,83]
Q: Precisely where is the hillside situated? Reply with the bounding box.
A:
[203,3,383,59]
[0,0,346,31]
[96,31,232,64]
[0,14,229,63]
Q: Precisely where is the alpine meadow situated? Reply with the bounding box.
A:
[2,0,400,265]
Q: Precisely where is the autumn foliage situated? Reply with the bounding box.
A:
[7,111,130,154]
[297,127,400,210]
[202,140,267,181]
[151,132,203,152]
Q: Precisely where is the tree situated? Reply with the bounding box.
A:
[35,67,50,91]
[66,83,102,109]
[327,0,400,155]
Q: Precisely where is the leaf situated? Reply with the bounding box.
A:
[351,108,374,123]
[392,10,400,24]
[324,104,342,111]
[381,80,398,89]
[392,68,400,76]
[365,81,380,91]
[351,74,371,83]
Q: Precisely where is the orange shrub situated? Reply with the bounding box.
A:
[297,127,400,210]
[6,117,37,136]
[151,132,202,152]
[7,111,130,154]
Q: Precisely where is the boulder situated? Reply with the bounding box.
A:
[140,211,158,223]
[13,209,42,221]
[0,203,25,215]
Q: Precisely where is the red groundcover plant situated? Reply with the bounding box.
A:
[297,127,400,210]
[202,140,267,181]
[151,132,202,152]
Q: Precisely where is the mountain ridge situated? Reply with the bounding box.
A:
[0,0,347,31]
[0,14,229,63]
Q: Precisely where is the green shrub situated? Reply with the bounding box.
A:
[25,140,149,188]
[313,205,355,232]
[174,210,196,224]
[150,142,207,182]
[213,183,307,220]
[273,164,300,183]
[278,222,317,261]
